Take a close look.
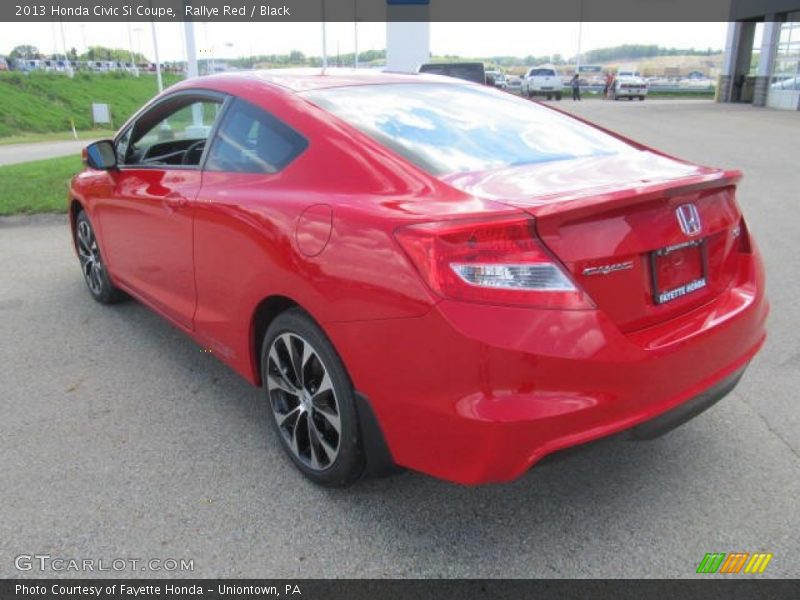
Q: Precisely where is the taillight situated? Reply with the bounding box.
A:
[393,214,594,309]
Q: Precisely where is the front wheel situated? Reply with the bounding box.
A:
[262,309,365,487]
[74,211,126,304]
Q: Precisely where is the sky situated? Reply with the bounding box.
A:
[0,21,728,62]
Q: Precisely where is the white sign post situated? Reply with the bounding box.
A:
[91,103,112,127]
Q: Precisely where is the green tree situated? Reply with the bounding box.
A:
[80,46,148,63]
[9,45,41,60]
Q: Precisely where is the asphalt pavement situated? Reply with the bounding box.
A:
[0,139,93,166]
[0,98,798,578]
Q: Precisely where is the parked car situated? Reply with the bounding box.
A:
[485,70,506,89]
[418,62,486,85]
[505,75,522,94]
[678,77,715,90]
[0,56,9,71]
[71,69,767,486]
[770,76,800,90]
[612,68,648,100]
[19,59,42,72]
[521,65,563,100]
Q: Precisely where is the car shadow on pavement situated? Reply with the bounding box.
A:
[58,283,772,578]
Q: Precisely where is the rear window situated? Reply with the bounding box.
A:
[530,68,556,77]
[304,83,633,175]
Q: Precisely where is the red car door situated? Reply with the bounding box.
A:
[100,168,201,329]
[95,93,226,330]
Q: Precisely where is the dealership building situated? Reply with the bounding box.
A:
[720,0,800,109]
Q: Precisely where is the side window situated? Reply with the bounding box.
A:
[205,98,308,174]
[122,97,223,167]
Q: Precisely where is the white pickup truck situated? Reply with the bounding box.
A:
[612,69,648,101]
[521,66,563,100]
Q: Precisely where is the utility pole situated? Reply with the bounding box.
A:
[127,23,139,76]
[183,19,202,126]
[321,0,328,69]
[203,22,215,75]
[147,0,162,91]
[576,0,584,74]
[184,21,199,79]
[353,0,358,69]
[150,21,163,92]
[59,19,73,76]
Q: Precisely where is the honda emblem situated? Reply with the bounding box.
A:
[676,203,702,236]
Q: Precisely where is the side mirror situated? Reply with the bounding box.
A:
[83,140,117,170]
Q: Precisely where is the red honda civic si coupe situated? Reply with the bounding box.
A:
[70,70,767,486]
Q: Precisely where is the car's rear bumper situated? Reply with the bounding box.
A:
[326,252,767,485]
[616,88,648,96]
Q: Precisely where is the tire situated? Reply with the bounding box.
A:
[556,93,562,101]
[639,96,645,101]
[546,94,552,100]
[261,309,365,487]
[74,211,126,304]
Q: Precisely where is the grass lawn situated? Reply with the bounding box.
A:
[0,71,182,138]
[0,155,82,215]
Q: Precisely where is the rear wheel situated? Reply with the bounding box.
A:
[74,211,125,304]
[262,309,365,487]
[555,92,562,101]
[639,96,645,101]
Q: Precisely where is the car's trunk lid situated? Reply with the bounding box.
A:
[441,151,744,332]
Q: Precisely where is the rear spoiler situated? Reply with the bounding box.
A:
[524,169,742,221]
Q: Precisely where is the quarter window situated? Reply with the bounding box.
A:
[205,99,308,174]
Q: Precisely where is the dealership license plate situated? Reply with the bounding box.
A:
[650,239,708,305]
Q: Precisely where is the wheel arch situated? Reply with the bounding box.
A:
[250,294,300,387]
[68,198,85,245]
[250,295,399,477]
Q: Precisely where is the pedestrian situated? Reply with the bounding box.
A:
[604,72,614,99]
[571,73,581,101]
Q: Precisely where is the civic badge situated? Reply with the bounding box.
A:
[676,203,702,236]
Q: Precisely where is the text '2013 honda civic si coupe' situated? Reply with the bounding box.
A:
[70,70,767,486]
